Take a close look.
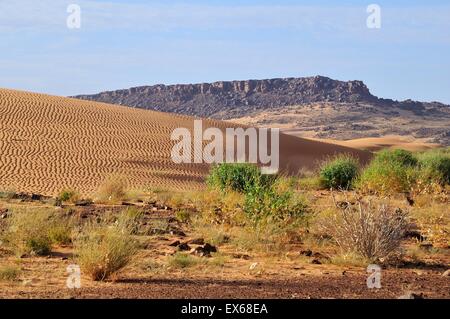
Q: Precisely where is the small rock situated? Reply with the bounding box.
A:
[442,269,450,277]
[121,201,135,206]
[398,292,425,299]
[311,259,322,265]
[61,257,68,261]
[188,238,205,245]
[75,199,93,207]
[192,246,211,257]
[419,242,433,250]
[170,230,186,237]
[300,249,313,257]
[312,252,330,260]
[203,243,217,253]
[232,253,251,260]
[31,193,43,201]
[169,240,180,247]
[178,243,191,251]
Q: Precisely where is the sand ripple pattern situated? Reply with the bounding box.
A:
[0,89,371,196]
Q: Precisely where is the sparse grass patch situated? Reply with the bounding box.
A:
[319,154,359,190]
[74,222,138,281]
[329,253,371,268]
[57,188,80,203]
[2,210,53,256]
[175,209,192,224]
[95,175,128,202]
[168,252,199,269]
[298,176,322,191]
[0,188,17,200]
[411,202,449,247]
[48,218,73,246]
[0,266,20,282]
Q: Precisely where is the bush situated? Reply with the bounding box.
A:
[244,179,310,223]
[1,211,74,256]
[58,189,80,203]
[2,211,53,256]
[417,151,450,185]
[206,164,309,225]
[207,163,274,193]
[319,155,359,190]
[0,266,20,282]
[322,200,409,260]
[47,219,73,246]
[74,222,138,281]
[373,149,418,167]
[96,175,128,202]
[357,149,418,194]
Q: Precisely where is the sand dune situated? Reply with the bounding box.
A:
[301,136,441,152]
[0,89,371,196]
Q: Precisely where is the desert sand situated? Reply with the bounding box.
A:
[0,88,370,196]
[303,136,441,152]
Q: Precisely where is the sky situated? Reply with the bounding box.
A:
[0,0,449,103]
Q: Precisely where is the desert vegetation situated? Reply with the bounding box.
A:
[0,148,448,298]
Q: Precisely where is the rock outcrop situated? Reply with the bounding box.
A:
[74,76,381,119]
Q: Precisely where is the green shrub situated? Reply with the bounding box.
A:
[206,164,310,225]
[357,149,418,194]
[47,218,73,246]
[373,149,418,167]
[319,155,359,190]
[207,163,275,193]
[417,151,450,185]
[244,179,310,223]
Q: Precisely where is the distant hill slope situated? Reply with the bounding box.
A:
[0,88,371,196]
[73,76,450,146]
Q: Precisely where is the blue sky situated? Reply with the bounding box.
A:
[0,0,449,103]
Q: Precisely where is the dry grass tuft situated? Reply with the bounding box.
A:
[1,210,72,256]
[0,266,21,282]
[95,175,128,203]
[321,195,409,261]
[74,219,138,281]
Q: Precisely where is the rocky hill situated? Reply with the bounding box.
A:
[73,76,450,145]
[74,76,381,118]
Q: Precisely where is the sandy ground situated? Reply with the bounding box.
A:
[0,88,370,196]
[303,136,441,152]
[0,199,448,300]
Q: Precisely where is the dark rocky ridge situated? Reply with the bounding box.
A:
[74,76,386,119]
[73,76,450,145]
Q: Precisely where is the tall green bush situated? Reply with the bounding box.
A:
[319,155,359,190]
